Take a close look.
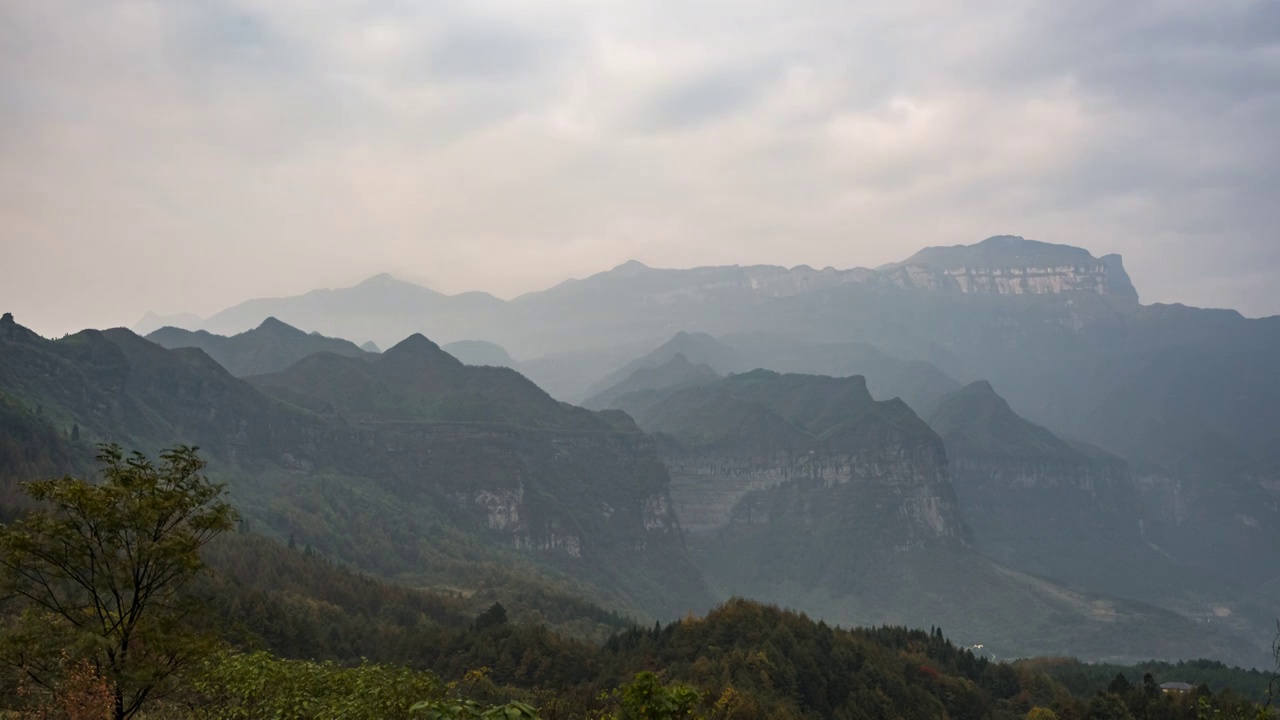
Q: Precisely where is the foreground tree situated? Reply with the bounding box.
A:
[0,445,236,719]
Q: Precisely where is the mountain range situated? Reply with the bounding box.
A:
[7,310,1265,662]
[147,317,368,376]
[7,231,1272,667]
[140,236,1279,584]
[605,369,1258,662]
[0,312,711,619]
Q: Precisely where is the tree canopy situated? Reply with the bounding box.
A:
[0,444,236,719]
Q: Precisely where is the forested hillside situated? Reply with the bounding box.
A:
[1,447,1274,718]
[0,314,712,621]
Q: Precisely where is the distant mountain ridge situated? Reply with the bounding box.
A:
[581,352,721,411]
[251,333,600,430]
[584,331,960,414]
[147,317,368,377]
[442,340,516,367]
[114,234,1280,661]
[888,235,1139,299]
[133,310,204,335]
[149,235,1136,353]
[195,272,505,346]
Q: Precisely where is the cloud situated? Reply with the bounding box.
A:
[1,0,1278,337]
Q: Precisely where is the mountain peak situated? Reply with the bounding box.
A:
[928,381,1081,459]
[255,316,303,335]
[358,272,399,286]
[132,310,204,335]
[383,333,461,365]
[961,379,998,396]
[889,235,1139,300]
[975,234,1032,247]
[902,235,1095,268]
[351,273,442,296]
[611,259,650,275]
[938,380,1012,415]
[0,312,43,344]
[442,339,515,367]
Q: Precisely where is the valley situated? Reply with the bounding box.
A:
[4,235,1279,717]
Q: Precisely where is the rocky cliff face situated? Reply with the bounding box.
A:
[883,236,1140,299]
[614,371,972,596]
[944,455,1146,585]
[582,238,1136,306]
[664,446,966,549]
[367,422,687,561]
[882,262,1117,295]
[926,381,1183,602]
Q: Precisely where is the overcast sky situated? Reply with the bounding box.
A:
[2,0,1278,336]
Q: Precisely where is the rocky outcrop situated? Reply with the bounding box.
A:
[614,371,973,595]
[927,381,1170,601]
[663,447,966,549]
[883,236,1140,300]
[366,421,688,564]
[584,238,1136,307]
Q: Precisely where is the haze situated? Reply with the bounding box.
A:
[2,0,1278,338]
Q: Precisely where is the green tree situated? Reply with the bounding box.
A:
[474,602,509,631]
[609,671,702,720]
[1087,692,1134,720]
[1108,672,1133,696]
[0,445,236,720]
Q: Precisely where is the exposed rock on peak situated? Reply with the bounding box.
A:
[1,313,44,344]
[886,235,1139,300]
[611,368,984,636]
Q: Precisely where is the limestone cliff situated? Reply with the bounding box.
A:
[883,235,1140,300]
[615,370,971,592]
[926,380,1188,603]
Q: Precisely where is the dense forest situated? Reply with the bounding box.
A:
[0,446,1275,719]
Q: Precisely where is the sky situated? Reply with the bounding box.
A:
[2,0,1278,337]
